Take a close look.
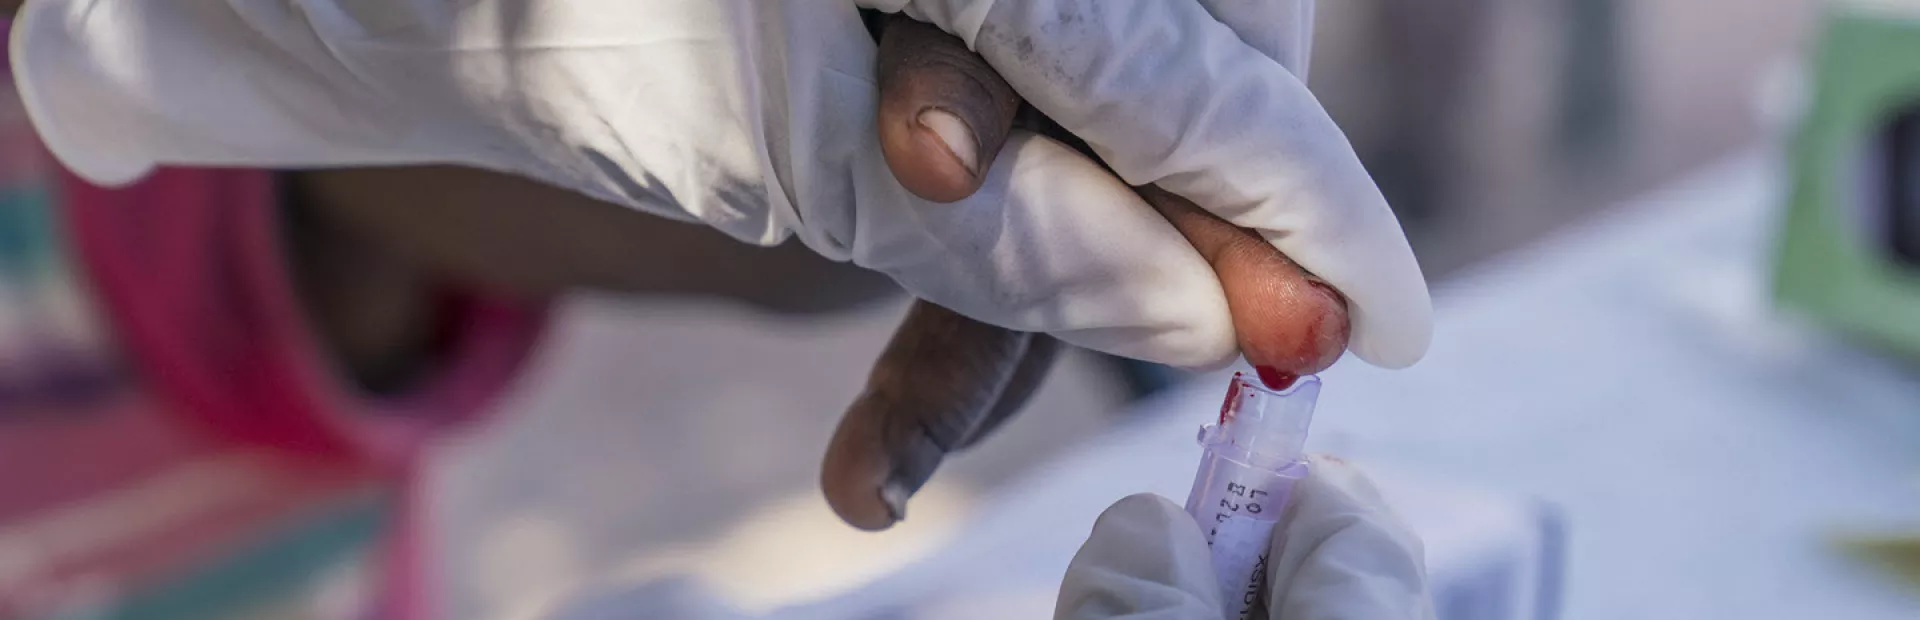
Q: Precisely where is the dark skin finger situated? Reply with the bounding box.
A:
[819,301,1036,530]
[818,316,1057,530]
[818,318,1055,530]
[951,333,1059,452]
[875,14,1024,203]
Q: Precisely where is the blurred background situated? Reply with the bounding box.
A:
[1,0,1917,619]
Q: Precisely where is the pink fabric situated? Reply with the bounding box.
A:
[62,169,546,620]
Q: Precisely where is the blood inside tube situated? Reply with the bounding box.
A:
[1218,373,1244,424]
[1186,373,1320,620]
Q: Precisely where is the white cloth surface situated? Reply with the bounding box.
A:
[7,0,1430,369]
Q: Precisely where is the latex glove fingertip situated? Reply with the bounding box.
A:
[1056,494,1222,619]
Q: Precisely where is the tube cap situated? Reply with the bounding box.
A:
[1199,372,1320,469]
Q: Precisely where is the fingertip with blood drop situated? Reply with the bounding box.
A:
[1134,186,1352,379]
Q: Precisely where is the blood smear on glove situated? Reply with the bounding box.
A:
[1185,372,1318,620]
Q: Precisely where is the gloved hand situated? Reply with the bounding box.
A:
[1056,457,1436,620]
[11,0,1426,368]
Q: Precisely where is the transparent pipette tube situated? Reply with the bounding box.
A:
[1184,373,1319,620]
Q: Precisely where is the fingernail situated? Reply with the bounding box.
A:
[872,416,950,529]
[879,483,910,524]
[879,444,940,527]
[918,108,979,176]
[1255,365,1298,391]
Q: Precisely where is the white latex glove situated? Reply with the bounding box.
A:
[1056,457,1436,620]
[10,0,1430,369]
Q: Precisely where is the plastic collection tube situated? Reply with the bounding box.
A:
[1184,372,1320,620]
